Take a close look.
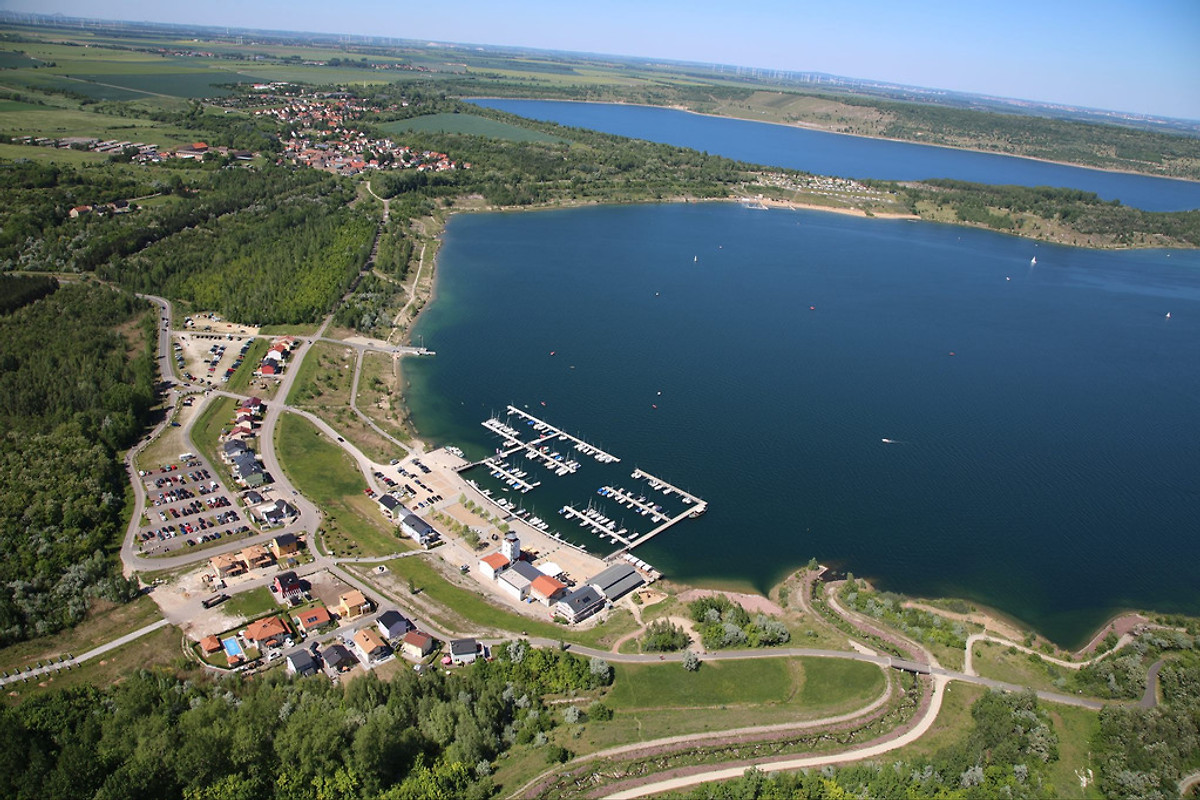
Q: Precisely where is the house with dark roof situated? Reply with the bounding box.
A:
[322,643,356,673]
[449,638,479,665]
[286,650,319,677]
[272,532,300,556]
[376,610,412,640]
[400,512,438,547]
[273,571,304,603]
[553,586,605,624]
[377,493,402,519]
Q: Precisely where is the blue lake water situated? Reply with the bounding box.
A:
[407,203,1200,647]
[472,99,1200,212]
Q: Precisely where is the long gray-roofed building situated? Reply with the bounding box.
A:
[587,563,644,602]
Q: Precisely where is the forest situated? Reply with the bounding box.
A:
[0,641,610,800]
[0,280,151,645]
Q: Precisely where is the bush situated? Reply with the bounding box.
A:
[642,619,690,652]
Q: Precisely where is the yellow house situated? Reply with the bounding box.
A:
[337,590,372,619]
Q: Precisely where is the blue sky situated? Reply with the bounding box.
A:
[7,0,1200,119]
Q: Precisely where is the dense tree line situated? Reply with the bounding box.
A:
[668,689,1059,799]
[107,189,374,324]
[0,283,152,644]
[899,179,1200,246]
[0,273,58,314]
[0,642,605,800]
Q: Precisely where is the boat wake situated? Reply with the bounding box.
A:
[881,438,906,445]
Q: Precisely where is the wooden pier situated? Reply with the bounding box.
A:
[506,406,620,463]
[482,458,540,493]
[598,485,670,524]
[559,504,632,547]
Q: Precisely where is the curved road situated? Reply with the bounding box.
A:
[122,291,1109,800]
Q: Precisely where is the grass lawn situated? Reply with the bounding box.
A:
[356,350,413,444]
[227,338,269,394]
[275,412,401,557]
[1045,703,1103,799]
[0,141,110,165]
[0,594,163,673]
[289,342,400,463]
[887,680,987,763]
[971,640,1086,696]
[382,113,564,143]
[191,395,237,470]
[2,624,182,706]
[221,587,280,621]
[573,657,887,752]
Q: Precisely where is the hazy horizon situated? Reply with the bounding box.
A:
[3,1,1198,121]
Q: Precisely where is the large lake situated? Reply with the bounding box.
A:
[407,203,1200,647]
[472,99,1200,212]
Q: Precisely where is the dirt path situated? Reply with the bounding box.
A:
[677,588,784,616]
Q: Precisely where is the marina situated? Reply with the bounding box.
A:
[468,407,708,558]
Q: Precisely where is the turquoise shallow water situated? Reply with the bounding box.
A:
[407,203,1200,647]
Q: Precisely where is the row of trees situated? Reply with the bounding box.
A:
[0,641,607,800]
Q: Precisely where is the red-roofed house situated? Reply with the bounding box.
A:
[199,634,223,654]
[530,574,567,606]
[295,605,334,634]
[478,552,509,580]
[401,630,435,659]
[243,615,291,648]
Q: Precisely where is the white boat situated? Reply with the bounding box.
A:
[1030,256,1037,265]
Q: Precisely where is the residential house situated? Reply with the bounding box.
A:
[258,500,295,527]
[401,630,435,660]
[272,533,300,557]
[587,563,645,602]
[497,560,542,602]
[449,638,479,665]
[295,605,334,634]
[553,586,605,624]
[399,512,438,547]
[199,635,223,655]
[273,571,304,603]
[377,493,402,520]
[337,590,372,619]
[322,643,357,673]
[243,615,291,649]
[376,610,412,640]
[478,552,509,580]
[244,490,265,506]
[353,628,391,663]
[210,552,246,579]
[239,544,275,571]
[286,650,319,677]
[222,440,249,462]
[530,574,567,606]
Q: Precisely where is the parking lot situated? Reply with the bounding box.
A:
[136,455,257,556]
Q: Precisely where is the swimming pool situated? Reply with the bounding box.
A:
[222,637,244,659]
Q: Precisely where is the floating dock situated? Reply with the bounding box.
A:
[559,504,632,547]
[506,405,619,463]
[482,458,540,493]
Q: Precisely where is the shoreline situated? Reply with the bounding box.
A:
[387,198,1189,651]
[470,95,1200,187]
